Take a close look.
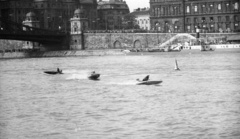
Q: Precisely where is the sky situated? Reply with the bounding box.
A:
[124,0,150,12]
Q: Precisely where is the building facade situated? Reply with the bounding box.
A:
[131,8,150,30]
[150,0,240,33]
[0,0,97,31]
[97,0,130,30]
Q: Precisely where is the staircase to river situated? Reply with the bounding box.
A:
[159,33,196,49]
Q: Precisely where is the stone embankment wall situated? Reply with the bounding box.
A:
[0,49,124,59]
[0,32,239,51]
[71,33,239,50]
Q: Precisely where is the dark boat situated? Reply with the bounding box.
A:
[44,71,63,75]
[137,80,162,85]
[44,68,63,75]
[88,73,100,80]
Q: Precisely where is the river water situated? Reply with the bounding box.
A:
[0,50,240,139]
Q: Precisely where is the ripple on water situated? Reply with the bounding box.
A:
[1,51,240,139]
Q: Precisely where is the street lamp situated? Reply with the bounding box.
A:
[92,20,95,30]
[156,23,160,44]
[196,26,200,45]
[105,16,108,30]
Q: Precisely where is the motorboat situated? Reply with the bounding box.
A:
[44,68,63,75]
[44,71,63,75]
[137,80,162,85]
[88,71,100,80]
[136,77,162,85]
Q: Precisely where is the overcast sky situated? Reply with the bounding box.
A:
[125,0,150,12]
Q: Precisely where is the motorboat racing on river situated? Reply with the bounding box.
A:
[88,71,100,80]
[136,75,162,85]
[44,68,63,75]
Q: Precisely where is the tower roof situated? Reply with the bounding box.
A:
[74,8,84,14]
[26,12,36,17]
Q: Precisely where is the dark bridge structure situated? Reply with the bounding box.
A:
[0,17,68,45]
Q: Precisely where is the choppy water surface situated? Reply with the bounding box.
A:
[0,50,240,139]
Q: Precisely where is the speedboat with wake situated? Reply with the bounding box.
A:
[88,71,100,80]
[136,75,162,85]
[44,68,63,75]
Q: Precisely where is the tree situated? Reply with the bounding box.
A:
[122,14,139,30]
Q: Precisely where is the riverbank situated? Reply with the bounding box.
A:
[0,49,124,59]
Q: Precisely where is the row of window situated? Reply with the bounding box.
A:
[186,16,239,24]
[137,19,149,25]
[152,2,239,17]
[185,22,239,32]
[186,2,239,14]
[152,5,181,17]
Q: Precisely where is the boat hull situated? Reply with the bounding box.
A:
[137,81,162,85]
[88,74,100,80]
[44,71,63,75]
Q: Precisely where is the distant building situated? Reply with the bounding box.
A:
[131,8,150,30]
[0,0,33,23]
[97,0,130,30]
[150,0,240,33]
[0,0,98,31]
[22,11,40,49]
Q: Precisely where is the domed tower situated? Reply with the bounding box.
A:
[22,12,40,28]
[70,8,88,35]
[22,12,40,50]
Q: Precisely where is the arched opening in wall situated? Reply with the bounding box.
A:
[113,41,121,49]
[134,40,141,48]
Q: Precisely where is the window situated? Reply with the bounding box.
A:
[234,15,238,21]
[202,17,206,23]
[194,17,198,23]
[218,16,221,22]
[218,4,221,10]
[166,7,168,15]
[170,6,173,15]
[155,8,158,16]
[202,4,205,13]
[226,16,230,22]
[234,23,239,30]
[226,3,230,11]
[226,23,230,30]
[210,17,214,22]
[234,2,239,10]
[194,5,198,12]
[162,7,165,15]
[186,6,190,13]
[186,18,190,23]
[209,4,213,13]
[210,24,214,32]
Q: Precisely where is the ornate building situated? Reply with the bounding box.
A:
[131,8,150,30]
[97,0,130,30]
[0,0,98,31]
[150,0,240,33]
